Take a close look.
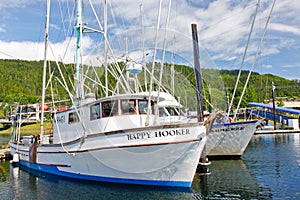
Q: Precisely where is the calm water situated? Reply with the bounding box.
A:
[0,133,299,200]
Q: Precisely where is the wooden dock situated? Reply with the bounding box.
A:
[0,145,11,160]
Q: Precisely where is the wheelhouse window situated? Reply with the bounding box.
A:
[90,103,101,120]
[166,107,180,116]
[102,101,118,117]
[121,99,136,115]
[159,107,168,117]
[138,100,156,115]
[69,111,79,124]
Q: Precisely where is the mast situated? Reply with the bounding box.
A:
[75,0,83,104]
[272,82,276,130]
[191,23,210,174]
[191,24,204,122]
[40,0,51,141]
[104,0,108,97]
[140,3,147,92]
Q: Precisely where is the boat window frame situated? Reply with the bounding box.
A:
[102,100,119,117]
[138,99,156,115]
[165,107,180,116]
[90,103,101,120]
[69,111,80,124]
[120,99,136,115]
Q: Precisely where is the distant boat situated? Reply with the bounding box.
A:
[9,0,207,188]
[206,115,258,158]
[157,96,258,158]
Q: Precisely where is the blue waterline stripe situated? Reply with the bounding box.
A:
[212,120,258,127]
[17,160,191,188]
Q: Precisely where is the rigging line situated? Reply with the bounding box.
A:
[48,44,87,133]
[155,0,172,124]
[83,74,114,94]
[233,0,277,121]
[146,0,163,126]
[105,44,133,94]
[60,56,76,93]
[58,0,68,38]
[87,0,104,32]
[200,2,254,34]
[0,51,16,59]
[140,1,147,92]
[55,1,76,62]
[227,0,260,120]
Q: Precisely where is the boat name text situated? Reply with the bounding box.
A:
[127,129,190,140]
[55,116,65,123]
[211,126,245,133]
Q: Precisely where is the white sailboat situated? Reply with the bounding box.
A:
[9,0,207,188]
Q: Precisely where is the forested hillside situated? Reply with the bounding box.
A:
[0,59,299,117]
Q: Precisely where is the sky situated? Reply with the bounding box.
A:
[0,0,300,81]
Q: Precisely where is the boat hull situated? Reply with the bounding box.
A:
[206,120,258,157]
[10,124,206,187]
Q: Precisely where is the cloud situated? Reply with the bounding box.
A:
[0,25,5,33]
[269,23,300,36]
[0,0,300,80]
[0,36,94,63]
[0,0,41,9]
[282,63,300,69]
[263,64,272,69]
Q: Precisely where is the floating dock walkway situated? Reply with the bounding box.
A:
[255,129,300,135]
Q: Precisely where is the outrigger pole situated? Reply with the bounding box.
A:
[40,0,51,141]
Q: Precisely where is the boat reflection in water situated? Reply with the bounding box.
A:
[192,159,272,199]
[9,164,196,200]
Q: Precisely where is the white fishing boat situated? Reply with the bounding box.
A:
[206,118,258,158]
[9,0,207,188]
[156,95,258,158]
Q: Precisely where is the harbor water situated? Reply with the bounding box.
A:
[0,133,299,199]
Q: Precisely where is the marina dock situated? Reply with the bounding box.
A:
[255,129,300,135]
[0,148,11,160]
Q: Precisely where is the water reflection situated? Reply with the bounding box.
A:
[192,159,272,199]
[0,160,10,182]
[1,133,300,199]
[244,133,300,200]
[7,164,195,200]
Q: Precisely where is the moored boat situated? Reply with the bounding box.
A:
[10,0,207,188]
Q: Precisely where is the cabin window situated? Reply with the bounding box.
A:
[69,111,80,124]
[121,99,136,115]
[90,103,101,120]
[102,101,118,117]
[159,107,168,117]
[138,100,156,114]
[166,107,180,116]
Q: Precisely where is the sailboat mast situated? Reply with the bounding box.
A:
[40,0,51,141]
[191,23,204,122]
[75,0,83,104]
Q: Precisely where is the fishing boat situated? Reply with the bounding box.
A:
[9,0,207,188]
[206,116,258,158]
[156,95,258,158]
